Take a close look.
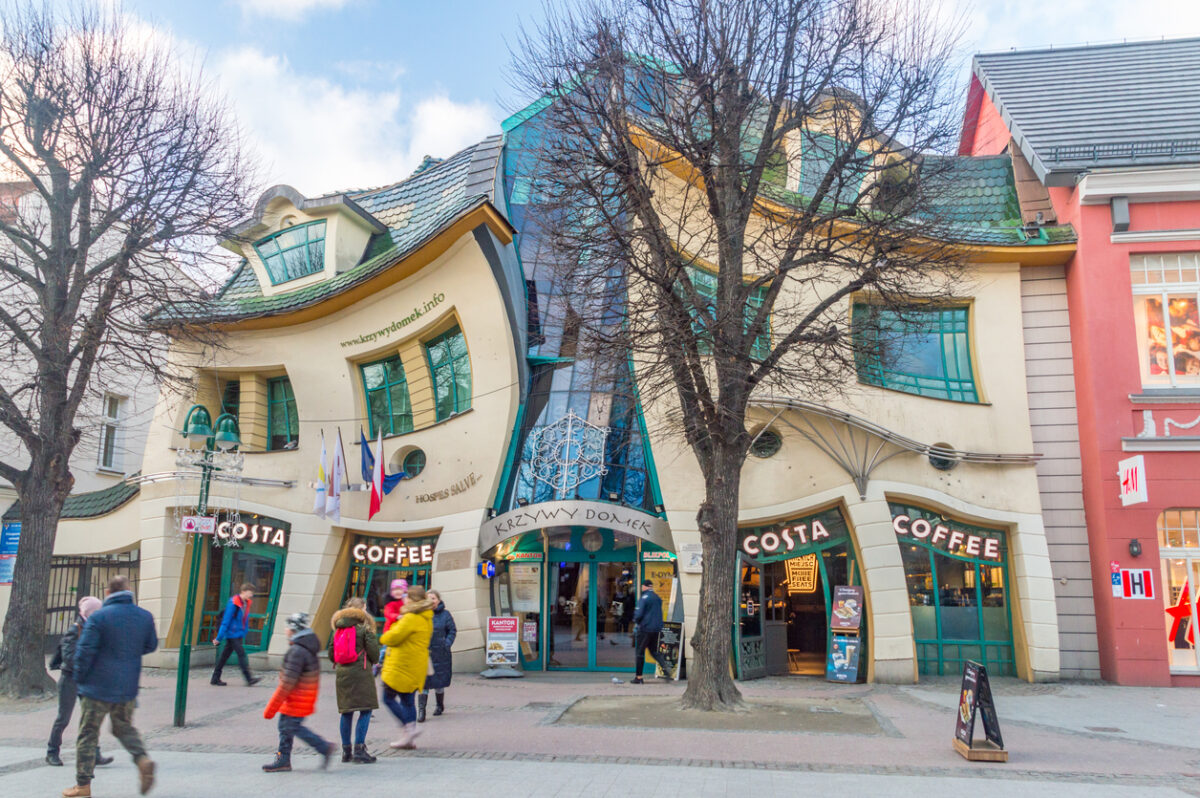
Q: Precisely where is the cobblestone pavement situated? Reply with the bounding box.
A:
[0,670,1198,796]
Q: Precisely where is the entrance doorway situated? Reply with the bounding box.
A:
[200,546,286,652]
[549,560,636,669]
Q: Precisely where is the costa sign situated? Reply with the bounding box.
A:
[892,513,1001,561]
[216,520,287,548]
[353,540,434,566]
[742,519,836,557]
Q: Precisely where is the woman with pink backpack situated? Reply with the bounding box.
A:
[328,597,380,763]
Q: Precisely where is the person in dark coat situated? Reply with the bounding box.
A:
[328,597,380,764]
[46,597,112,768]
[210,582,262,686]
[629,579,668,684]
[419,589,456,722]
[66,575,157,798]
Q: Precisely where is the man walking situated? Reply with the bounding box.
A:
[629,579,669,684]
[211,582,262,686]
[64,575,157,798]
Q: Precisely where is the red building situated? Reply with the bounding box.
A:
[962,38,1200,686]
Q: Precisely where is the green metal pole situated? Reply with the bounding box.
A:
[173,457,212,728]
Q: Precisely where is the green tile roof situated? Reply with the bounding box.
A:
[156,142,492,325]
[2,479,139,521]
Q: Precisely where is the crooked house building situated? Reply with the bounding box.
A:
[13,92,1085,685]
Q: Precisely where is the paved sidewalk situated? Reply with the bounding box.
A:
[1,670,1198,796]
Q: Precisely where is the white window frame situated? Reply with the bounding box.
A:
[98,394,124,473]
[1130,253,1200,389]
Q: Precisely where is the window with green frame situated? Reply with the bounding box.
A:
[254,220,326,285]
[361,355,413,437]
[853,303,979,403]
[891,503,1014,677]
[266,377,299,451]
[682,266,771,361]
[425,326,471,420]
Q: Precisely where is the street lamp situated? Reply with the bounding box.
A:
[173,404,241,728]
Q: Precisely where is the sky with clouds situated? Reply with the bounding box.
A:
[119,0,1200,196]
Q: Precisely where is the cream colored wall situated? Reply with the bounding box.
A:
[647,259,1059,682]
[57,230,519,669]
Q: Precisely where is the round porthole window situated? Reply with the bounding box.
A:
[749,428,783,458]
[928,442,958,472]
[402,449,426,478]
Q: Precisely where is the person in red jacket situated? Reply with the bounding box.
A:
[262,612,334,772]
[381,579,408,633]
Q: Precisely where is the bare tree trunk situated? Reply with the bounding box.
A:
[0,456,70,698]
[682,442,745,711]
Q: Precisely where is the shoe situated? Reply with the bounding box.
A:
[246,676,262,686]
[61,785,91,797]
[210,679,227,686]
[262,752,291,772]
[95,753,114,766]
[433,693,444,716]
[136,756,155,794]
[417,693,427,723]
[629,677,645,684]
[352,743,377,764]
[341,744,352,763]
[320,743,334,770]
[46,752,63,767]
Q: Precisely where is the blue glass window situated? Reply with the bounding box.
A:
[254,220,326,285]
[266,377,298,451]
[425,326,472,420]
[853,304,979,403]
[683,267,771,361]
[361,356,413,437]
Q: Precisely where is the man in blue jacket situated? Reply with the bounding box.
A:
[65,575,157,797]
[210,582,261,686]
[630,579,669,684]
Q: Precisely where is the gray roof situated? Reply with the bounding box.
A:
[972,38,1200,185]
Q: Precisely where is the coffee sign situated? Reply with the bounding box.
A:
[352,540,435,566]
[891,511,1003,562]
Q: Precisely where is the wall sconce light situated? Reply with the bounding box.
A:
[607,491,620,501]
[1128,538,1142,558]
[654,504,665,514]
[487,508,497,519]
[516,497,529,507]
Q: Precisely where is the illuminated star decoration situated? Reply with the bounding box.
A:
[1165,581,1195,647]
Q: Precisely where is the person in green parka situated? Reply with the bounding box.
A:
[328,597,380,764]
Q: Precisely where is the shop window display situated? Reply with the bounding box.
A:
[1159,509,1200,672]
[1131,253,1200,387]
[892,502,1014,676]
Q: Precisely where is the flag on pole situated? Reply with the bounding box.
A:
[359,428,405,494]
[368,430,385,520]
[326,428,346,522]
[313,430,328,518]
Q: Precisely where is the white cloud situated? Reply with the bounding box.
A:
[962,0,1200,55]
[236,0,354,21]
[212,47,497,195]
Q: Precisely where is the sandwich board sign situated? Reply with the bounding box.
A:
[953,660,1007,762]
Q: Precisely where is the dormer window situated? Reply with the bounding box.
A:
[254,219,327,285]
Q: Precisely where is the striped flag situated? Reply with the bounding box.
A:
[326,428,346,523]
[313,430,328,518]
[368,430,384,520]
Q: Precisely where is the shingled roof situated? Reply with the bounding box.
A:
[157,135,505,325]
[971,37,1200,185]
[2,480,139,522]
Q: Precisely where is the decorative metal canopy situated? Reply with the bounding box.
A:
[751,395,1041,499]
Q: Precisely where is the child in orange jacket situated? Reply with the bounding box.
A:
[262,612,335,772]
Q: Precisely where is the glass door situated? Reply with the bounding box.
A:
[734,552,767,679]
[595,563,636,668]
[228,550,284,652]
[549,562,588,668]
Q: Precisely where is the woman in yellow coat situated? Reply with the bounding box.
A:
[378,585,436,749]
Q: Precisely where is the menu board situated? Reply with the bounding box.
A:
[485,616,520,667]
[510,563,542,613]
[954,660,1004,752]
[830,585,864,631]
[825,634,861,683]
[654,621,683,680]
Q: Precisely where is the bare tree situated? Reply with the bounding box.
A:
[511,0,966,709]
[0,3,254,697]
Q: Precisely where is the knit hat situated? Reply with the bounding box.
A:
[286,612,311,632]
[390,578,408,594]
[78,596,102,619]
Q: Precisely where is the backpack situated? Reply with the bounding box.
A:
[332,626,360,665]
